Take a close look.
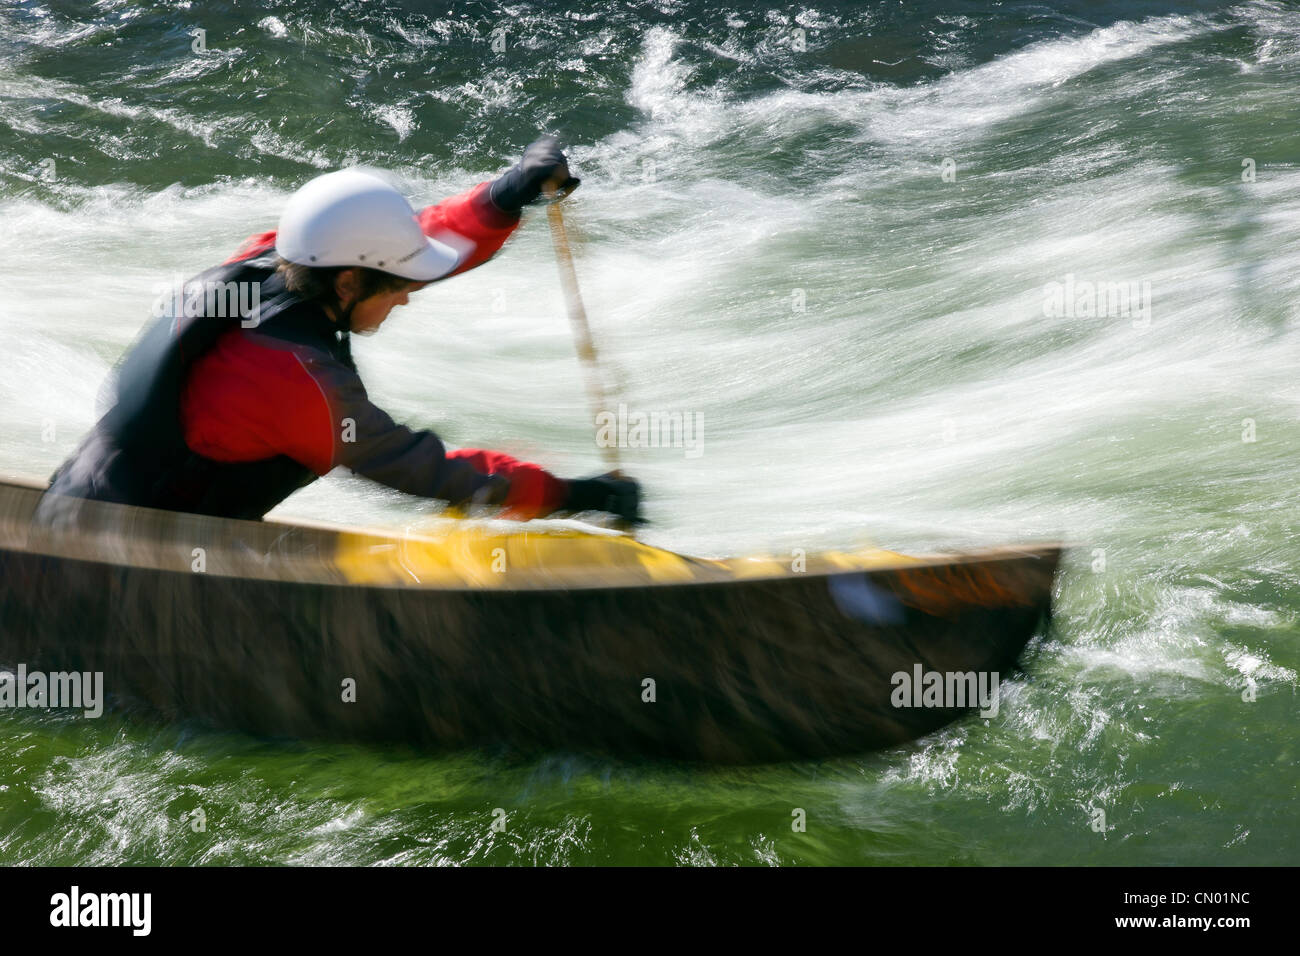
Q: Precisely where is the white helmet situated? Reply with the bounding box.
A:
[275,169,461,281]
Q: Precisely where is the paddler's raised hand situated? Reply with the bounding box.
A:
[489,135,581,213]
[562,472,643,525]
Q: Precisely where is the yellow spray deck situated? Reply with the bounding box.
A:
[330,517,919,590]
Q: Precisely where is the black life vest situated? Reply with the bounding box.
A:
[41,258,351,522]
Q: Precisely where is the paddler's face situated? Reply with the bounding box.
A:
[333,269,429,336]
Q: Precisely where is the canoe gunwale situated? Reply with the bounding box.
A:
[0,476,1063,595]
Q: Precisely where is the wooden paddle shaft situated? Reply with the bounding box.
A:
[547,200,622,475]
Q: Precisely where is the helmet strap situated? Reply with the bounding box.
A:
[323,296,356,332]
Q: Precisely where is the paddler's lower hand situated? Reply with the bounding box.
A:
[561,473,643,524]
[446,473,511,518]
[489,136,580,213]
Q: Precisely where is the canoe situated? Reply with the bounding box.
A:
[0,476,1061,763]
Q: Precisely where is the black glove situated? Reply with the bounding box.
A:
[489,136,581,213]
[562,472,643,524]
[449,473,510,511]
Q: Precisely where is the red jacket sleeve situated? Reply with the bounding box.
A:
[415,182,521,276]
[182,331,570,518]
[223,182,521,272]
[446,448,570,518]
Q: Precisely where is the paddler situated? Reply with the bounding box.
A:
[37,137,641,525]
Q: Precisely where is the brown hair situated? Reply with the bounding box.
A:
[276,258,414,314]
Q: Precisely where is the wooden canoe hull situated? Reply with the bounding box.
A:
[0,478,1061,763]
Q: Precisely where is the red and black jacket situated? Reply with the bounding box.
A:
[41,182,568,522]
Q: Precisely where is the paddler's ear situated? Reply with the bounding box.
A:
[332,268,362,311]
